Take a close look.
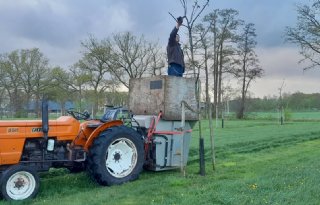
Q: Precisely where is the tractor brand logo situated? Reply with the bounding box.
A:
[32,128,42,132]
[7,127,19,133]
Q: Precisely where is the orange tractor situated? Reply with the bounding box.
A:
[0,99,193,200]
[0,100,145,200]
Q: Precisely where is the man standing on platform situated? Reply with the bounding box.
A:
[167,16,185,77]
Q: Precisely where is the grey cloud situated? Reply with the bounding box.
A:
[0,0,318,97]
[0,0,132,49]
[0,1,85,48]
[257,46,320,79]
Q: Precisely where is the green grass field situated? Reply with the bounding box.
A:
[241,111,320,121]
[1,118,320,205]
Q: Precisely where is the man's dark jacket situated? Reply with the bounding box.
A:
[167,27,185,69]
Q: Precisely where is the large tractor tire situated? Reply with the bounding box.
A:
[87,125,144,186]
[0,165,39,200]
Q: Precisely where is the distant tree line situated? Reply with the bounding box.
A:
[228,92,320,113]
[0,33,161,118]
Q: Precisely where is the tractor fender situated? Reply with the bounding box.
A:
[84,120,123,151]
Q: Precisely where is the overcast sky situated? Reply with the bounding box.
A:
[0,0,319,97]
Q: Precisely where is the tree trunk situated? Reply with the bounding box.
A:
[238,64,246,119]
[204,46,209,119]
[35,95,40,118]
[213,52,218,118]
[188,29,196,77]
[218,44,223,118]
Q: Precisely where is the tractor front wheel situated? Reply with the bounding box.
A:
[87,125,144,186]
[0,165,39,200]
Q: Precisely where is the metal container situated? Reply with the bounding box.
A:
[132,115,192,171]
[129,76,198,120]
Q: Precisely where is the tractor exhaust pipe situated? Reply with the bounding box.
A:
[42,98,49,146]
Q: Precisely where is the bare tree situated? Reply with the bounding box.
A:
[192,23,212,118]
[77,36,117,116]
[77,33,163,112]
[203,9,242,118]
[51,66,91,111]
[149,43,166,76]
[177,0,210,78]
[110,32,163,88]
[215,9,242,117]
[220,83,236,116]
[285,0,320,70]
[231,23,263,119]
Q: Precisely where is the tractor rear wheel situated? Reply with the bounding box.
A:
[0,165,39,200]
[87,125,144,186]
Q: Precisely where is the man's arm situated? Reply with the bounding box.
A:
[168,17,183,46]
[168,26,179,45]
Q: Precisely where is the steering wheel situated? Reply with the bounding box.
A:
[67,110,90,120]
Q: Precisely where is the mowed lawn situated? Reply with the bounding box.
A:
[244,111,320,121]
[1,119,320,205]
